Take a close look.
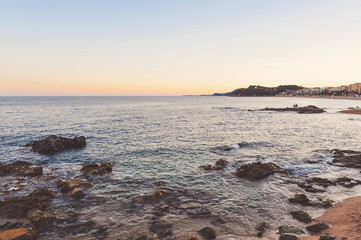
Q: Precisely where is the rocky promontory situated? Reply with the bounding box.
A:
[26,135,86,155]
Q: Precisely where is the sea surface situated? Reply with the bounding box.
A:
[1,96,361,239]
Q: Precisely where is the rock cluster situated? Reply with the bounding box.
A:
[330,149,361,168]
[260,105,325,114]
[235,162,281,180]
[289,194,332,208]
[0,161,42,177]
[57,178,94,198]
[80,162,112,175]
[26,135,86,155]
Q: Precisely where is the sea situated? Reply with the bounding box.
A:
[1,96,361,239]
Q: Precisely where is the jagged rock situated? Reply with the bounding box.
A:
[133,191,167,204]
[330,149,361,168]
[80,162,112,175]
[319,233,336,240]
[279,233,303,240]
[306,222,329,233]
[278,225,305,235]
[57,178,93,198]
[202,159,228,170]
[27,209,57,232]
[0,161,43,177]
[288,194,332,208]
[0,228,36,240]
[290,211,312,223]
[27,135,86,155]
[335,177,361,188]
[260,105,325,114]
[0,189,56,219]
[198,227,216,239]
[235,162,281,180]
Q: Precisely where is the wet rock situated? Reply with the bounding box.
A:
[307,178,336,188]
[279,233,303,240]
[187,208,212,219]
[158,204,169,212]
[235,162,281,180]
[289,194,310,205]
[136,235,159,240]
[80,162,112,175]
[0,161,43,177]
[174,236,200,240]
[319,233,336,240]
[260,105,325,114]
[290,211,312,223]
[330,149,361,168]
[198,227,216,240]
[154,181,164,187]
[0,189,56,219]
[211,218,227,226]
[149,223,173,238]
[297,183,326,193]
[255,222,271,237]
[335,177,361,188]
[178,203,202,210]
[57,178,93,198]
[288,194,332,208]
[306,222,330,233]
[133,191,167,204]
[278,225,305,235]
[27,209,57,232]
[27,135,86,155]
[0,228,36,240]
[56,220,96,236]
[202,159,228,170]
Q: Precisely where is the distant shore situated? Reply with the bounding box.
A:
[278,95,361,101]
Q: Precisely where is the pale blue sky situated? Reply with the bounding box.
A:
[1,0,361,95]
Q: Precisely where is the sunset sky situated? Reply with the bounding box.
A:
[1,0,361,96]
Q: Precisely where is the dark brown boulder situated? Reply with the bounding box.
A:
[202,159,228,170]
[235,162,281,180]
[198,227,216,239]
[0,161,43,177]
[27,135,86,155]
[306,222,329,233]
[57,178,93,198]
[329,149,361,168]
[290,210,312,223]
[80,162,112,175]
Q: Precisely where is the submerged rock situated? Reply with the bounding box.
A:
[133,191,167,204]
[330,149,361,168]
[202,159,228,170]
[306,222,330,233]
[27,135,86,155]
[57,178,93,198]
[0,161,43,177]
[0,228,36,240]
[235,162,281,180]
[198,227,216,239]
[260,105,325,114]
[278,225,305,235]
[288,194,332,208]
[290,210,312,223]
[149,223,173,238]
[80,162,112,175]
[174,236,200,240]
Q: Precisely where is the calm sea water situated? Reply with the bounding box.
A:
[1,96,361,239]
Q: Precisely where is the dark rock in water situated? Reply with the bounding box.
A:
[133,191,167,204]
[278,225,305,235]
[260,105,325,114]
[202,159,228,170]
[27,209,57,232]
[136,235,159,240]
[306,222,329,233]
[0,161,43,177]
[335,177,361,188]
[187,208,212,219]
[330,149,361,168]
[319,233,336,240]
[289,194,332,208]
[211,218,227,226]
[81,162,112,175]
[290,210,312,223]
[0,189,56,219]
[235,162,281,180]
[0,228,36,240]
[0,219,31,231]
[279,233,303,240]
[154,181,164,187]
[297,183,326,193]
[57,178,93,198]
[27,135,86,155]
[174,236,200,240]
[149,223,173,238]
[308,177,336,188]
[255,222,271,237]
[198,227,216,239]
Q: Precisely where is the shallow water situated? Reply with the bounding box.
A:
[1,96,361,239]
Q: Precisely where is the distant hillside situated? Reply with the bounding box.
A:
[213,85,303,96]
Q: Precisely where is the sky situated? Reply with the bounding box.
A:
[1,0,361,96]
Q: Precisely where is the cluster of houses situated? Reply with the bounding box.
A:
[284,83,361,96]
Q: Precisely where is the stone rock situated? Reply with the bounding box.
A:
[149,223,173,238]
[290,211,312,223]
[0,228,36,240]
[235,162,281,180]
[27,209,57,232]
[279,233,303,240]
[306,222,330,233]
[80,162,112,175]
[202,159,228,170]
[319,233,336,240]
[178,203,202,210]
[174,236,200,240]
[198,227,216,239]
[0,189,56,219]
[335,177,361,188]
[57,178,93,198]
[330,149,361,168]
[27,135,86,155]
[0,161,43,177]
[187,208,212,219]
[288,194,332,208]
[278,225,305,235]
[133,191,167,204]
[211,218,227,226]
[260,105,325,114]
[136,235,159,240]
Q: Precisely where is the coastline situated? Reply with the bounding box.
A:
[277,95,361,101]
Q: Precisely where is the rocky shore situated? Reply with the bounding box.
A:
[1,135,361,239]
